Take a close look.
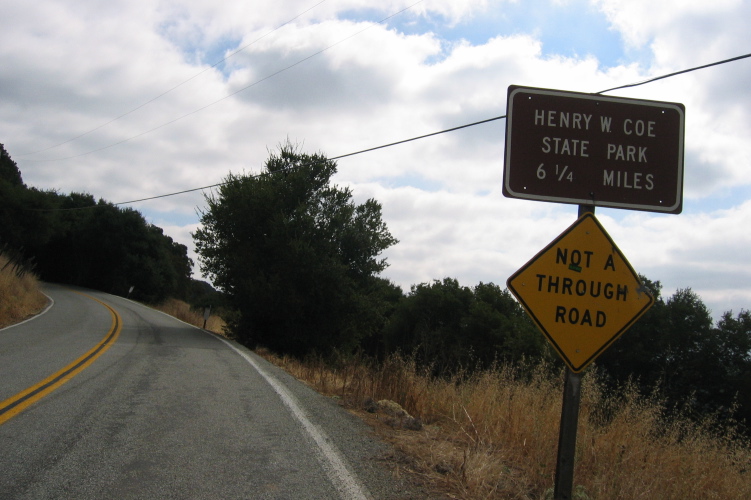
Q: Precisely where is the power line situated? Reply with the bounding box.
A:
[331,51,751,160]
[29,166,294,211]
[22,1,425,163]
[17,1,329,158]
[30,183,227,212]
[328,116,505,160]
[24,50,751,211]
[596,52,751,94]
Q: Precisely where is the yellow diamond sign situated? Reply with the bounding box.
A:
[507,213,653,372]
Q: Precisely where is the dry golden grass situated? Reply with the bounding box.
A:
[152,298,228,336]
[257,350,751,499]
[0,252,48,329]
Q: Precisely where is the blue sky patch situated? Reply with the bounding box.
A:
[342,1,626,68]
[158,19,242,78]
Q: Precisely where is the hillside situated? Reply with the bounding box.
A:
[0,252,47,329]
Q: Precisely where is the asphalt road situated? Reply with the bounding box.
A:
[0,284,423,499]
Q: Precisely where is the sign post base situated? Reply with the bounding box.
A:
[554,368,583,500]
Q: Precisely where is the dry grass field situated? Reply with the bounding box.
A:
[152,297,227,336]
[0,252,48,329]
[259,350,751,499]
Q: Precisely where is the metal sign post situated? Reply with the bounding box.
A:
[554,368,583,500]
[203,306,211,329]
[552,204,591,500]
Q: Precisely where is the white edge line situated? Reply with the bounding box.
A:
[106,299,370,500]
[0,293,54,332]
[214,336,371,500]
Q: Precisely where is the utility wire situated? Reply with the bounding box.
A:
[328,116,505,160]
[31,167,292,211]
[113,115,503,208]
[24,50,751,211]
[22,1,425,163]
[596,52,751,94]
[332,50,751,159]
[17,0,328,158]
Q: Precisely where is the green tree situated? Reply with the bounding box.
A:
[37,199,185,302]
[193,144,398,356]
[713,309,751,424]
[0,186,58,261]
[660,288,715,400]
[597,276,668,385]
[0,146,192,303]
[383,278,547,374]
[598,281,751,428]
[384,278,475,372]
[468,282,547,364]
[0,143,23,187]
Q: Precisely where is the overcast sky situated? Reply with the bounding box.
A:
[2,0,750,321]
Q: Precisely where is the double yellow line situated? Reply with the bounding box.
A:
[0,292,122,425]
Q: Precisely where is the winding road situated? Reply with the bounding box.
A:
[0,284,422,499]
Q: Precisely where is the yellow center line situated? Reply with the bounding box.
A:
[0,292,123,425]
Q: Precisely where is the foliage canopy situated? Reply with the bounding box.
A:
[194,144,398,355]
[384,278,549,373]
[0,144,193,303]
[597,277,751,429]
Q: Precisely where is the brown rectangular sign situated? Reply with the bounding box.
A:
[503,86,685,213]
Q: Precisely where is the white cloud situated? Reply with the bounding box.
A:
[593,0,744,52]
[1,0,749,322]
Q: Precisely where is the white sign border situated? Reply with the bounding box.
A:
[503,86,686,213]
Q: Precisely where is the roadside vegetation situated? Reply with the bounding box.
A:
[1,143,193,305]
[0,251,47,329]
[188,142,751,498]
[260,350,751,499]
[190,143,751,437]
[4,139,751,498]
[152,298,227,336]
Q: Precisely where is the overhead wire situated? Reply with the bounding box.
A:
[596,52,751,94]
[328,116,505,161]
[22,0,425,163]
[17,0,329,158]
[22,50,751,211]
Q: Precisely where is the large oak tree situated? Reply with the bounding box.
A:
[193,144,398,356]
